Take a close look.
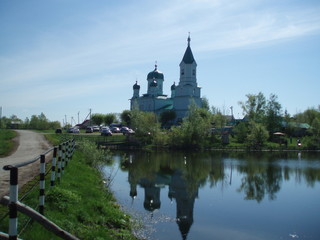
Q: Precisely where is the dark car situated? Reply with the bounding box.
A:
[55,128,62,134]
[101,127,112,136]
[121,127,135,135]
[86,127,93,133]
[110,126,120,133]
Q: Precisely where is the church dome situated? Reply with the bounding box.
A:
[133,81,140,90]
[150,79,158,87]
[147,64,164,80]
[171,82,176,90]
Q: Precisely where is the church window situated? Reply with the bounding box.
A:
[181,69,184,75]
[193,69,196,76]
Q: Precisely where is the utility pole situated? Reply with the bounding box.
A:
[230,106,234,119]
[78,111,80,124]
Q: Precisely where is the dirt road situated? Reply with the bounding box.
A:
[0,130,51,197]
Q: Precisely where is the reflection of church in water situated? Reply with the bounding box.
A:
[129,166,198,240]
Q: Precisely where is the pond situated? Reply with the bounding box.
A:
[102,151,320,240]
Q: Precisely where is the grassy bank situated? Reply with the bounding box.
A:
[0,129,17,157]
[0,134,139,240]
[20,150,138,239]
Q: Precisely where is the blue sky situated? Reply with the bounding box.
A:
[1,0,319,124]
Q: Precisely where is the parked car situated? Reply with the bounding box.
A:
[120,126,129,133]
[85,127,93,133]
[121,127,135,135]
[91,126,100,132]
[73,128,80,133]
[55,128,62,134]
[110,126,120,133]
[101,127,112,136]
[68,128,80,133]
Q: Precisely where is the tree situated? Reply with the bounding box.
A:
[294,108,320,126]
[130,110,160,144]
[246,121,269,149]
[239,92,266,122]
[201,97,210,111]
[91,113,104,126]
[168,102,211,148]
[104,113,116,126]
[121,110,132,126]
[211,110,227,129]
[159,110,176,128]
[233,122,249,143]
[265,94,282,134]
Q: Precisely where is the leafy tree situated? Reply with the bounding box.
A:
[130,110,160,144]
[265,94,282,134]
[91,113,104,126]
[211,111,226,129]
[159,110,176,128]
[168,102,211,148]
[233,122,249,143]
[239,92,266,122]
[201,97,210,111]
[294,108,320,126]
[49,121,61,129]
[246,121,269,149]
[120,110,132,126]
[104,113,116,126]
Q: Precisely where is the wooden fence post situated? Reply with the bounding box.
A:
[51,147,58,187]
[73,139,75,155]
[57,144,62,182]
[39,154,46,215]
[9,167,18,240]
[61,143,65,174]
[66,141,70,166]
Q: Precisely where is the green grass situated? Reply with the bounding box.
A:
[0,129,17,157]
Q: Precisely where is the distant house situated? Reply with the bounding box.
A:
[282,121,311,137]
[76,119,91,129]
[10,120,22,129]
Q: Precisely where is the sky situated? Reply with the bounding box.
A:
[1,0,319,125]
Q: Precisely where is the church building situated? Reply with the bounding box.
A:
[130,36,202,121]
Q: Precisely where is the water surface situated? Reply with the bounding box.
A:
[102,151,320,240]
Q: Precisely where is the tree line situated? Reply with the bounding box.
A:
[0,112,60,130]
[119,92,320,149]
[1,92,319,149]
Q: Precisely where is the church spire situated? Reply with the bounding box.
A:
[182,33,195,64]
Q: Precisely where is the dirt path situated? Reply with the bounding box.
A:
[0,130,51,198]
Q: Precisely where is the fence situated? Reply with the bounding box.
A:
[0,139,78,240]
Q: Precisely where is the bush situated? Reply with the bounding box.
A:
[77,140,106,167]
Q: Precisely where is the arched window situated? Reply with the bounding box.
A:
[181,69,184,76]
[192,69,196,76]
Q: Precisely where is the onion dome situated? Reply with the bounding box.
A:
[171,82,176,90]
[147,64,164,80]
[150,78,158,87]
[133,81,140,90]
